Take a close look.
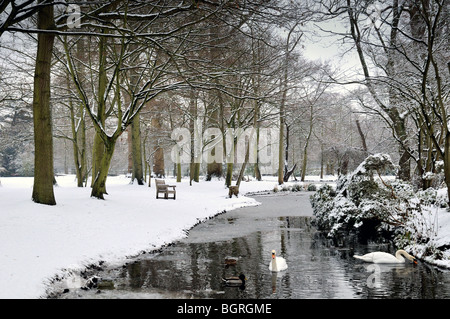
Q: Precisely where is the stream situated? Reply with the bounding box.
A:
[55,192,450,299]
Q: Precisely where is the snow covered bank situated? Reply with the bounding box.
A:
[0,175,308,299]
[407,187,450,269]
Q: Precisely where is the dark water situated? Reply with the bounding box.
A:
[58,193,450,299]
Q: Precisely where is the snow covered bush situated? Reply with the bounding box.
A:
[416,187,448,209]
[310,184,338,232]
[311,154,450,265]
[272,183,307,193]
[310,153,427,244]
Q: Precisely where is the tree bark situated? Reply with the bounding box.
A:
[301,144,309,182]
[131,113,144,184]
[206,155,222,180]
[206,103,222,180]
[355,119,368,154]
[91,141,116,199]
[236,147,250,188]
[189,90,199,184]
[69,101,86,188]
[301,108,314,182]
[176,162,182,182]
[152,116,165,178]
[445,138,450,206]
[284,163,297,183]
[91,35,107,187]
[32,1,56,205]
[277,25,299,185]
[278,93,286,185]
[236,128,257,188]
[225,162,233,187]
[284,124,290,178]
[67,65,87,188]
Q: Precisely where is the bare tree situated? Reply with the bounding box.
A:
[31,0,56,205]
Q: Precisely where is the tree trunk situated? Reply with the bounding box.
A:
[254,161,262,181]
[70,105,84,188]
[445,132,450,207]
[153,145,165,178]
[250,33,263,182]
[284,124,290,178]
[277,25,300,185]
[207,161,222,180]
[79,107,87,186]
[386,0,411,181]
[189,90,200,184]
[301,117,313,182]
[284,163,297,183]
[225,162,233,187]
[131,114,144,185]
[74,37,87,187]
[236,129,256,188]
[355,119,368,154]
[278,50,289,185]
[152,116,165,178]
[68,71,87,188]
[391,109,411,181]
[205,130,222,180]
[284,125,297,182]
[301,145,308,182]
[91,35,107,187]
[32,1,56,205]
[147,162,152,187]
[206,112,222,180]
[320,124,324,180]
[320,153,324,180]
[278,98,285,185]
[92,133,105,186]
[177,162,182,182]
[91,141,116,199]
[424,132,433,190]
[236,123,258,188]
[193,163,200,182]
[127,125,133,175]
[254,125,262,181]
[236,151,249,188]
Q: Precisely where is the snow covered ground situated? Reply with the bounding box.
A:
[0,175,327,299]
[408,187,450,269]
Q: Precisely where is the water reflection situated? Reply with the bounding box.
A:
[57,194,450,299]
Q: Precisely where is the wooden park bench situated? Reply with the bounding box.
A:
[155,179,176,200]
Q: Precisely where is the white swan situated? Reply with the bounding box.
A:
[269,250,288,272]
[354,249,417,264]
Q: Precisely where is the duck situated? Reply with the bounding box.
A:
[269,250,288,272]
[224,256,238,266]
[222,273,246,287]
[354,249,418,264]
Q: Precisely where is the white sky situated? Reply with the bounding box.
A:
[303,18,361,72]
[301,18,364,94]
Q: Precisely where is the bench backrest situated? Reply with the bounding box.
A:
[155,179,165,186]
